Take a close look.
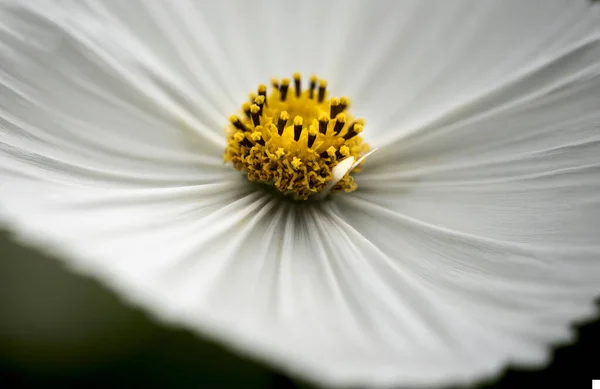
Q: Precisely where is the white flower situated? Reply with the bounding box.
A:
[1,1,600,388]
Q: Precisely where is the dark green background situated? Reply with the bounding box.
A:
[1,230,598,388]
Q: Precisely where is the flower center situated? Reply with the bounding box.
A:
[224,73,370,200]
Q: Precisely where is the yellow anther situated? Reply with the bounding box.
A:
[250,104,261,126]
[333,113,347,135]
[330,97,342,119]
[280,78,291,101]
[224,73,370,199]
[326,146,337,157]
[344,123,363,140]
[308,75,319,99]
[241,101,251,114]
[318,114,329,135]
[277,111,290,135]
[317,79,328,103]
[280,111,290,121]
[307,125,318,148]
[229,114,248,132]
[293,116,304,141]
[293,72,302,97]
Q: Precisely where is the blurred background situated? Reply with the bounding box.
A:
[1,229,598,389]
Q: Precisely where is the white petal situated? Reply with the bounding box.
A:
[342,1,600,143]
[46,0,357,103]
[340,7,600,384]
[0,2,229,188]
[351,148,378,170]
[332,193,600,385]
[0,178,378,387]
[8,170,594,388]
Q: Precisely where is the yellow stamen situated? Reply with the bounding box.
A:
[308,75,318,99]
[340,96,351,110]
[224,73,370,200]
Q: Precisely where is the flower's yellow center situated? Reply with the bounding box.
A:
[224,73,370,200]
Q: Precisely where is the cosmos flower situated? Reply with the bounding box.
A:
[1,1,600,388]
